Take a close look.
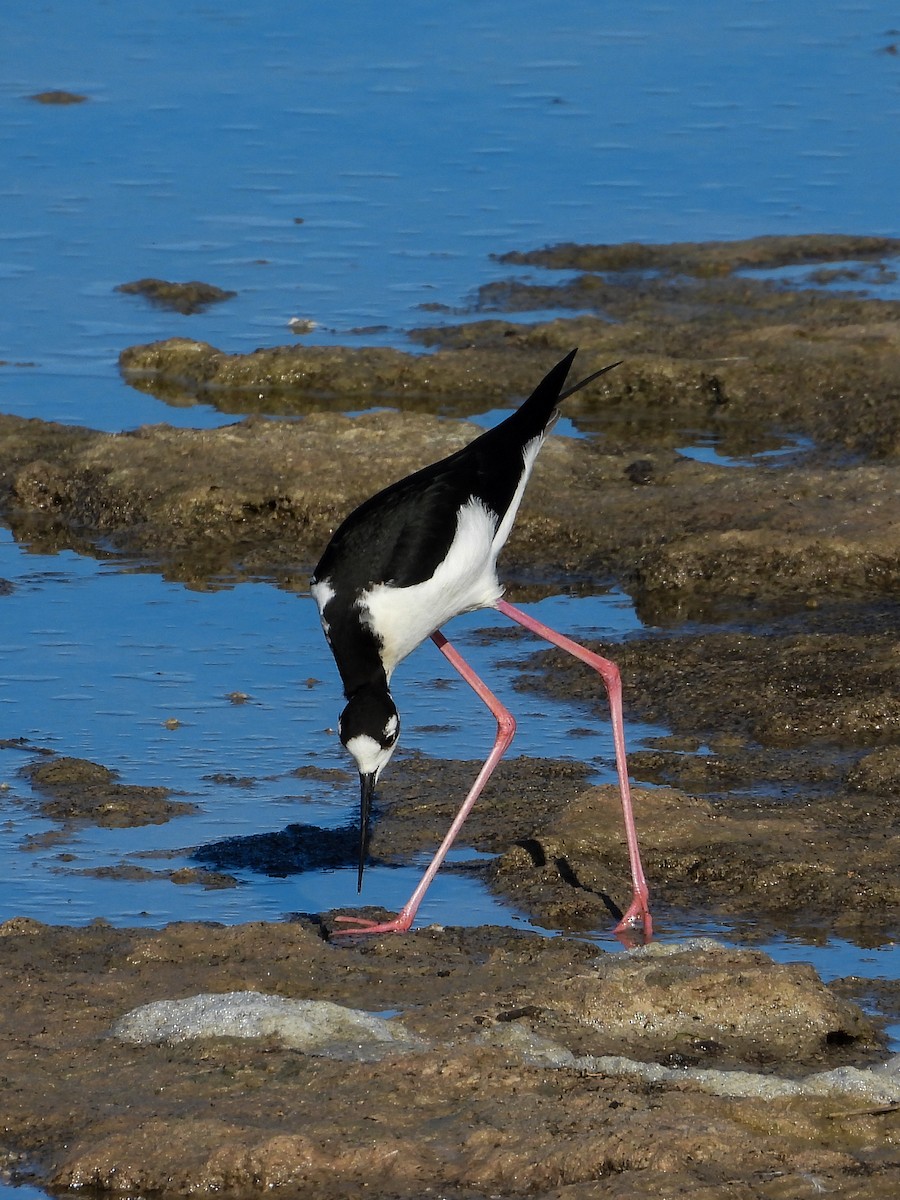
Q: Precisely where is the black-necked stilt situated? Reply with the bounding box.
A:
[311,350,651,937]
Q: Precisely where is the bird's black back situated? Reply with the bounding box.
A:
[312,349,577,598]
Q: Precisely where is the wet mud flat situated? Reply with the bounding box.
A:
[1,235,900,1195]
[0,916,898,1199]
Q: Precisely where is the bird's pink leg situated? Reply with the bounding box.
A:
[332,629,517,936]
[495,598,652,937]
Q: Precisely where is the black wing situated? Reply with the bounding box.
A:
[312,350,578,593]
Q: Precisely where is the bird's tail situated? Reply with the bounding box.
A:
[506,350,621,442]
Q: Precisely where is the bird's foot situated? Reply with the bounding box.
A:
[331,911,414,938]
[613,894,653,943]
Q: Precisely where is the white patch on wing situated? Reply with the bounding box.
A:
[360,496,506,678]
[310,577,335,638]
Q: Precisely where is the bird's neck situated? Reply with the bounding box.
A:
[330,619,390,701]
[345,663,390,703]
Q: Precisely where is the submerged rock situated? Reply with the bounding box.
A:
[22,754,197,828]
[28,90,87,104]
[115,278,237,314]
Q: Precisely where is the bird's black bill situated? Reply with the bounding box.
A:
[558,360,622,401]
[357,771,376,892]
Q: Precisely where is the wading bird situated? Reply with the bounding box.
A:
[311,350,651,936]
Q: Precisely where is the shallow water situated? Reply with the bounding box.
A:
[0,528,660,928]
[0,0,898,1126]
[3,1,899,429]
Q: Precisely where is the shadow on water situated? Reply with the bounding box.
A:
[194,821,360,877]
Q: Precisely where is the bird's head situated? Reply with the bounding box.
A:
[339,683,400,781]
[338,683,400,891]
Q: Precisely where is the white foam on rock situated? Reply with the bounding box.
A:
[623,937,727,958]
[112,991,426,1061]
[490,1024,900,1106]
[113,981,900,1106]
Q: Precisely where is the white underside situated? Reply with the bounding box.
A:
[360,499,499,678]
[362,435,543,678]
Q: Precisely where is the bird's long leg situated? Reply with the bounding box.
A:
[495,598,652,937]
[332,629,517,936]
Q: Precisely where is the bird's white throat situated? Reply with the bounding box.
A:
[344,732,395,779]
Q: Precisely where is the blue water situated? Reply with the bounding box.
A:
[676,432,814,467]
[0,11,897,1158]
[2,1,899,430]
